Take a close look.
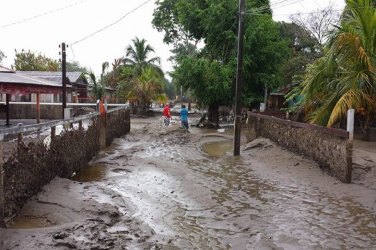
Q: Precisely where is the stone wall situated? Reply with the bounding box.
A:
[247,112,352,183]
[0,108,130,222]
[106,108,131,145]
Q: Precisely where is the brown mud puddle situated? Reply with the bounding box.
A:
[8,215,54,229]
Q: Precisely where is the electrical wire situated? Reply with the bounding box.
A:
[274,9,343,17]
[246,0,305,15]
[0,0,88,29]
[70,0,153,46]
[247,0,299,14]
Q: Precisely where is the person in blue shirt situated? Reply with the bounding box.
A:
[180,104,189,130]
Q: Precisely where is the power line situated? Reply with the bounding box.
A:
[0,0,87,29]
[70,0,153,46]
[275,9,343,16]
[246,0,304,15]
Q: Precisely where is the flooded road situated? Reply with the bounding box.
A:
[73,118,376,249]
[2,117,375,249]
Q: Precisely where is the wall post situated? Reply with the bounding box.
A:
[345,109,355,183]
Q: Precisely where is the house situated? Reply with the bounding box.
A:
[268,83,299,111]
[20,71,89,103]
[0,66,72,125]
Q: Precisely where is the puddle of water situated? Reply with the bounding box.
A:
[202,141,233,157]
[71,164,107,182]
[8,215,54,229]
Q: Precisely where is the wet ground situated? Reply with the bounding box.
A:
[1,117,375,249]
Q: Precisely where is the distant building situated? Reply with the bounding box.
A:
[21,71,88,103]
[268,83,299,111]
[0,66,71,102]
[0,66,72,124]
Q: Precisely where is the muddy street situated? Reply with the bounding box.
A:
[1,117,375,249]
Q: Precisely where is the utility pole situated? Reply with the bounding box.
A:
[60,42,67,119]
[233,0,246,156]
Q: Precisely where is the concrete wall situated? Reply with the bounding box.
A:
[0,108,130,222]
[247,112,352,183]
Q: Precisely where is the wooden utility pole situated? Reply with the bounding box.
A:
[234,0,246,156]
[0,137,5,228]
[61,42,67,119]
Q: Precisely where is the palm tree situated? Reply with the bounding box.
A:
[123,37,161,76]
[84,71,105,101]
[299,0,376,134]
[126,67,164,113]
[84,62,109,101]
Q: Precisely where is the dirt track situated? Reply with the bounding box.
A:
[0,117,375,249]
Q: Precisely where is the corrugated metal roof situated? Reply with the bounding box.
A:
[0,71,71,88]
[21,71,84,84]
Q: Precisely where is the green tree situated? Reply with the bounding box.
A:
[84,71,105,101]
[162,79,176,100]
[154,0,289,122]
[279,22,322,87]
[173,57,233,123]
[120,67,164,113]
[13,49,59,71]
[65,61,88,72]
[124,37,161,76]
[83,62,109,101]
[298,0,376,134]
[102,58,124,88]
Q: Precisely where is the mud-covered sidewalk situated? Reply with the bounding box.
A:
[0,117,375,249]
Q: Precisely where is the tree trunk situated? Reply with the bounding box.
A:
[208,103,219,125]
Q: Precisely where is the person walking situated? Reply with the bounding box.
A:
[162,103,171,126]
[180,104,189,130]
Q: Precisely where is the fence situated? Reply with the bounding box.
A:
[246,111,352,184]
[0,107,130,227]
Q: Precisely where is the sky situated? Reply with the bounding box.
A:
[0,0,346,76]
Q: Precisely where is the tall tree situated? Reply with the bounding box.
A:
[298,0,376,134]
[154,0,289,123]
[290,4,340,50]
[279,22,322,87]
[173,57,233,123]
[124,37,161,76]
[13,50,59,71]
[102,58,124,88]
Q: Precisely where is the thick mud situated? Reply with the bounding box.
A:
[0,117,375,249]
